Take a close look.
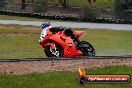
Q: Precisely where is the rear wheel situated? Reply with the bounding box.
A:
[44,43,63,57]
[79,41,96,56]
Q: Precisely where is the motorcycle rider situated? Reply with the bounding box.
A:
[41,22,81,46]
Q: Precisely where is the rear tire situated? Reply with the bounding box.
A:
[79,41,96,56]
[44,43,63,57]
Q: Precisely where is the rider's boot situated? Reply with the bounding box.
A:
[70,34,81,49]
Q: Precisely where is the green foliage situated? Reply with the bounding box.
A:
[0,0,5,8]
[33,0,114,8]
[96,0,115,9]
[34,0,47,4]
[68,0,114,8]
[57,0,69,7]
[80,5,97,21]
[33,5,47,13]
[114,0,128,18]
[33,0,47,13]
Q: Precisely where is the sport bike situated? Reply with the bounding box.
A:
[39,24,95,57]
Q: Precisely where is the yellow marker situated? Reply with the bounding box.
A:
[78,67,86,76]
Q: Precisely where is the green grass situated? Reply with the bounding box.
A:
[0,15,63,22]
[0,15,42,21]
[0,66,131,88]
[0,15,73,22]
[0,25,44,59]
[80,29,132,56]
[96,0,115,8]
[0,24,132,59]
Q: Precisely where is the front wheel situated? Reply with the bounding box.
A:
[79,41,96,56]
[44,43,63,57]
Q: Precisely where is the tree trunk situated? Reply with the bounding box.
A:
[63,0,69,7]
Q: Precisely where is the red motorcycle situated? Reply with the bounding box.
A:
[39,22,95,57]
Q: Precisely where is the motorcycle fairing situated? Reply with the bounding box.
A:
[40,31,83,57]
[47,34,83,57]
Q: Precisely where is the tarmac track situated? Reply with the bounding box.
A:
[0,56,132,62]
[0,20,132,30]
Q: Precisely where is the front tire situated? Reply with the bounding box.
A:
[44,43,63,57]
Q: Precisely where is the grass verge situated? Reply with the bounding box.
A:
[0,15,64,22]
[0,24,132,59]
[0,66,131,88]
[0,15,43,21]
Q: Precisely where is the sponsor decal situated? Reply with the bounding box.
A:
[77,68,131,84]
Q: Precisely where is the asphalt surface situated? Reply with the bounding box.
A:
[0,20,132,30]
[0,56,132,62]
